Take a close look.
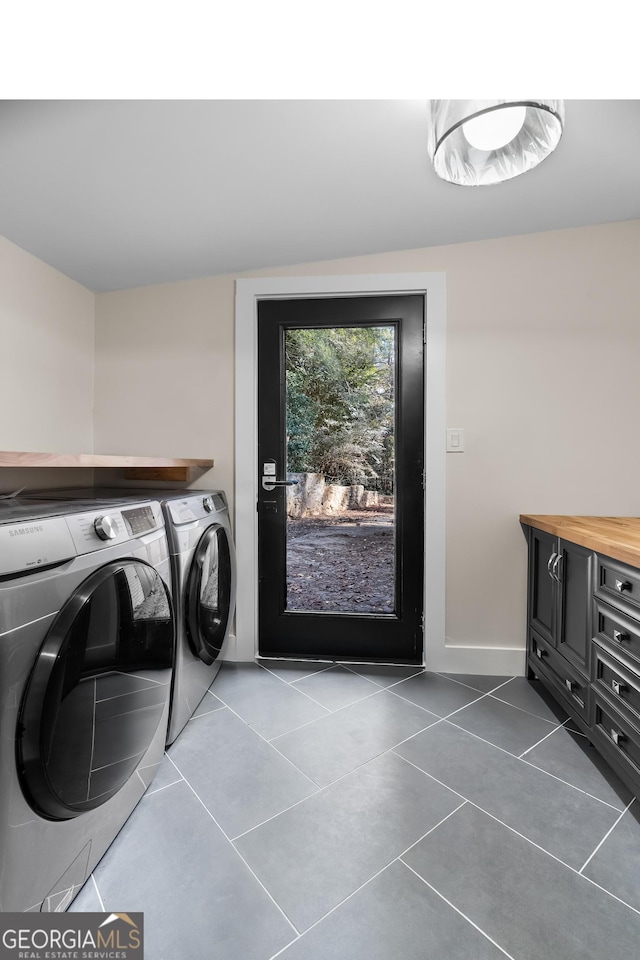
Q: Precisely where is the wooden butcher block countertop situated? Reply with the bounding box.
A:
[519,515,640,569]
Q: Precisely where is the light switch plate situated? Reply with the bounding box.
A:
[446,428,464,452]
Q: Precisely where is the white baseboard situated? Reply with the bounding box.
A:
[426,642,527,677]
[224,639,527,677]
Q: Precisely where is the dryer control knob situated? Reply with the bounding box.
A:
[94,515,118,540]
[202,496,214,513]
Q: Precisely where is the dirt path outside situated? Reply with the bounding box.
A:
[286,504,395,613]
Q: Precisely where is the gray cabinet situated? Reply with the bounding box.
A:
[526,528,593,716]
[524,524,640,798]
[528,528,556,646]
[590,554,640,796]
[528,629,591,724]
[556,539,593,675]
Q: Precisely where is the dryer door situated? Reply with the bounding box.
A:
[18,559,174,820]
[186,524,233,665]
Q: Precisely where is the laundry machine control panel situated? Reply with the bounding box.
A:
[122,504,158,536]
[167,492,228,526]
[94,515,118,540]
[65,502,164,554]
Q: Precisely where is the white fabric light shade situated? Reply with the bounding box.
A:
[427,100,564,186]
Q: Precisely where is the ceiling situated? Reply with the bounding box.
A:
[0,99,639,293]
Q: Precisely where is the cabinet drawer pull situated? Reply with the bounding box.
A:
[611,679,627,695]
[613,629,629,644]
[535,645,547,660]
[615,579,632,593]
[564,678,574,692]
[611,729,626,746]
[547,552,558,579]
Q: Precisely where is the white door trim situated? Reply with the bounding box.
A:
[233,272,446,665]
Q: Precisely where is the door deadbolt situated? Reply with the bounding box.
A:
[261,458,299,491]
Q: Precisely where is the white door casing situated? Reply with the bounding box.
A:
[233,273,446,665]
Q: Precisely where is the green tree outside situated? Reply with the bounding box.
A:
[285,325,395,487]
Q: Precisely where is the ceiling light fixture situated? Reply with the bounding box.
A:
[427,100,564,186]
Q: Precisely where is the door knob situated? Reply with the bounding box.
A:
[262,477,299,491]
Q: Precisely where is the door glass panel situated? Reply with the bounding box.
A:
[187,527,232,661]
[21,561,173,817]
[201,535,220,612]
[285,325,396,614]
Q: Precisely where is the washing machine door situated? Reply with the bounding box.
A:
[186,523,232,666]
[18,559,174,820]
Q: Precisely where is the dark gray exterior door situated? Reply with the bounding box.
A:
[257,294,424,664]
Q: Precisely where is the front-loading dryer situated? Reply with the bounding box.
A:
[159,489,236,744]
[0,496,174,912]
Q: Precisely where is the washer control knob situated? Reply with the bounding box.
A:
[94,515,118,540]
[202,496,214,513]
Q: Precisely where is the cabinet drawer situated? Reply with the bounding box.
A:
[595,555,640,615]
[593,599,640,667]
[590,691,640,784]
[592,643,640,723]
[528,631,589,721]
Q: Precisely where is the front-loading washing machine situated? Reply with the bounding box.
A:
[0,495,175,912]
[21,488,236,745]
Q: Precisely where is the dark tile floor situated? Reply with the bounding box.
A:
[70,661,640,960]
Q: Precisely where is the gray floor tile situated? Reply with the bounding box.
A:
[191,688,225,717]
[69,877,103,912]
[395,721,620,870]
[277,859,505,960]
[491,676,570,723]
[404,803,640,960]
[259,659,335,682]
[134,754,164,790]
[66,659,639,958]
[235,751,462,932]
[292,664,380,711]
[439,673,512,693]
[85,780,294,960]
[143,753,183,795]
[210,662,329,738]
[390,671,484,717]
[583,802,640,910]
[168,707,318,838]
[450,692,559,755]
[524,725,633,810]
[272,689,438,786]
[344,662,424,686]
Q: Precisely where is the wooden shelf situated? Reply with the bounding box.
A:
[0,451,214,483]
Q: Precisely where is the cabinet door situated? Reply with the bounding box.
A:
[556,539,593,676]
[528,528,557,647]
